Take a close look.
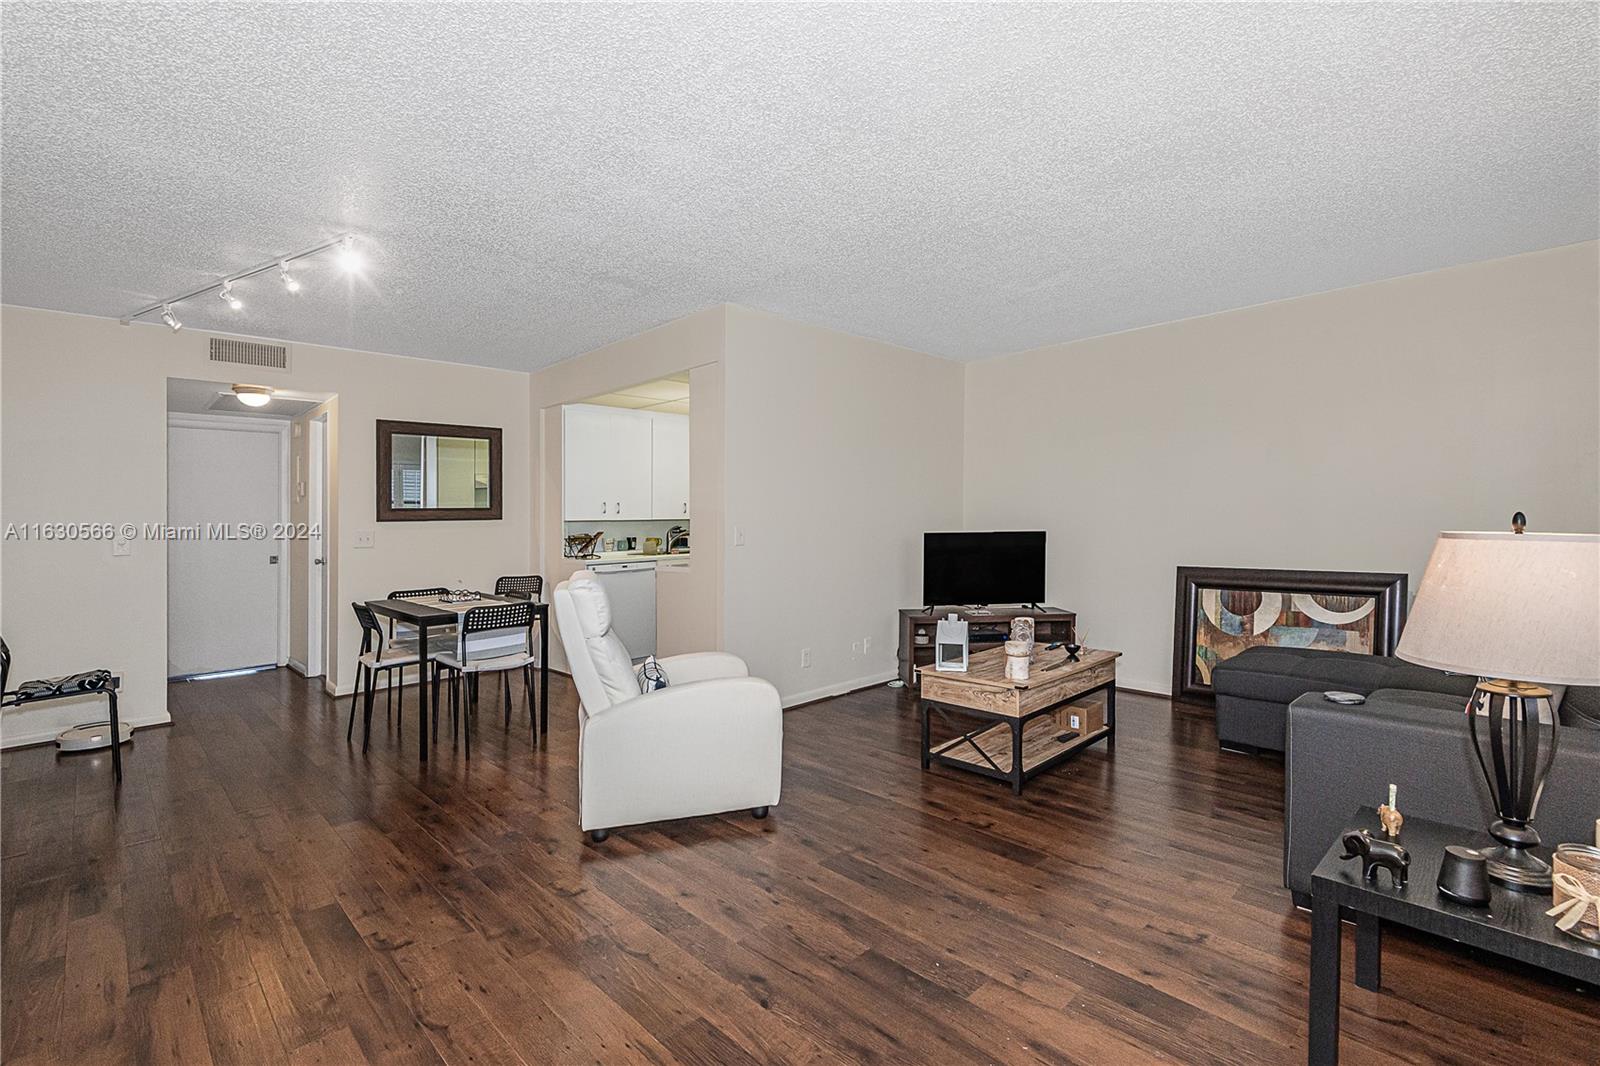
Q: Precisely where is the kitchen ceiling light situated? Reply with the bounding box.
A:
[279,262,301,293]
[218,281,242,310]
[233,384,273,408]
[160,304,182,331]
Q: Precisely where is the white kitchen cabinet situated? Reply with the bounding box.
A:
[562,405,611,521]
[609,409,653,519]
[650,412,690,519]
[562,405,655,520]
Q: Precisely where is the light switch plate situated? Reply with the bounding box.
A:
[112,537,132,557]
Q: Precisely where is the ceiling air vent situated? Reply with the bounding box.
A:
[209,337,289,371]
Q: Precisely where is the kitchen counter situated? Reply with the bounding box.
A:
[585,551,691,565]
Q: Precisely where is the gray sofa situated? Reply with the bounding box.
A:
[1212,646,1480,754]
[1284,687,1600,906]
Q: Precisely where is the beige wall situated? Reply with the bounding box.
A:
[722,305,965,704]
[963,242,1600,694]
[530,303,965,706]
[1,306,530,746]
[6,242,1593,739]
[529,306,726,669]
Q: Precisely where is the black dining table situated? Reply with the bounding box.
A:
[363,594,549,762]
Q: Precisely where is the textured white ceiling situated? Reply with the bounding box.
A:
[3,3,1595,370]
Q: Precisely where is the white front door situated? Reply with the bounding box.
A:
[168,422,283,676]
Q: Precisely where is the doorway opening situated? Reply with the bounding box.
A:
[164,378,330,681]
[560,373,692,661]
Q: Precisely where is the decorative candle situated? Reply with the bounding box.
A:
[1389,783,1397,809]
[1004,640,1031,682]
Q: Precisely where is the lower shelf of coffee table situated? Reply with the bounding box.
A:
[931,715,1111,775]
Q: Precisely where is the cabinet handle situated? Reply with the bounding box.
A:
[602,501,607,514]
[616,501,622,515]
[682,502,687,514]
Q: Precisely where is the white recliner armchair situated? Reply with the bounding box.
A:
[553,570,783,842]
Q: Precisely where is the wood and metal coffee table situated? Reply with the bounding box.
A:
[919,645,1119,794]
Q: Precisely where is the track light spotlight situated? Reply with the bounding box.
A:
[218,280,243,310]
[278,262,301,293]
[160,304,182,332]
[336,235,361,273]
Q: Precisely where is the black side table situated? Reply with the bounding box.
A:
[1308,807,1600,1065]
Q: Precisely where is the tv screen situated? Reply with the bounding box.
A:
[923,531,1046,607]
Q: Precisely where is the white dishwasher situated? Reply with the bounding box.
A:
[588,561,656,660]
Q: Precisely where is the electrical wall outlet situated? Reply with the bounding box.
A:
[353,529,375,549]
[800,647,812,669]
[112,536,132,557]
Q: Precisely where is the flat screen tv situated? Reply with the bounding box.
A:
[923,531,1046,608]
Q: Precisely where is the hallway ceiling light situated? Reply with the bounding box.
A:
[233,384,273,407]
[119,232,361,328]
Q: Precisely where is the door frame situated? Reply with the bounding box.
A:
[166,413,292,671]
[306,413,329,677]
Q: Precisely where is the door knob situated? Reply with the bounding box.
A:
[313,558,325,565]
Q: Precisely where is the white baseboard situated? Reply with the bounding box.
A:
[1,711,171,751]
[1121,674,1172,698]
[287,658,309,676]
[782,670,898,709]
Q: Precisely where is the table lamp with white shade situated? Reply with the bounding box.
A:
[1395,521,1600,892]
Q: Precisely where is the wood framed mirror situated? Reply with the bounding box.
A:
[376,419,503,521]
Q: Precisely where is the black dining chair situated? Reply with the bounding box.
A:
[493,575,543,601]
[1,636,124,781]
[384,586,456,719]
[434,601,538,752]
[349,602,441,752]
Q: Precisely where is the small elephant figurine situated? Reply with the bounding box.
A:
[1340,829,1410,888]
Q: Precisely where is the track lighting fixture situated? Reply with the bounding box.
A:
[336,235,361,274]
[119,232,362,328]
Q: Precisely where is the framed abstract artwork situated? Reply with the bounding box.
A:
[1171,566,1408,704]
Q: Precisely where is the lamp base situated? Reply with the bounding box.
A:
[1466,681,1559,895]
[1481,843,1553,893]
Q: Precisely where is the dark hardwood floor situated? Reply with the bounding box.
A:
[3,669,1596,1065]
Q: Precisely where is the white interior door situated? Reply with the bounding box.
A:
[168,421,283,677]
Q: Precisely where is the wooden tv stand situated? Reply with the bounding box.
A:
[897,606,1076,687]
